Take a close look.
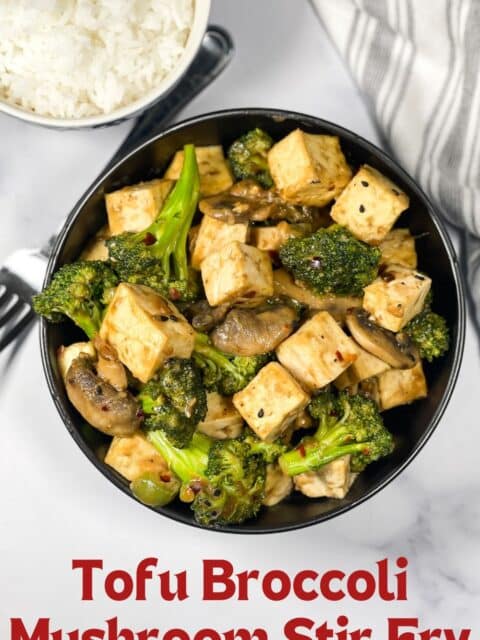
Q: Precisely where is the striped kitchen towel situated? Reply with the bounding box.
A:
[311,0,480,329]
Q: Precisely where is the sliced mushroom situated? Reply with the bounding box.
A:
[94,336,128,391]
[65,355,141,437]
[199,179,317,224]
[273,268,362,322]
[211,303,298,356]
[184,299,231,333]
[346,308,419,369]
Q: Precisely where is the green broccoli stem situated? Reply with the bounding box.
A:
[279,440,368,477]
[147,430,212,485]
[130,472,180,508]
[75,309,102,339]
[133,144,200,282]
[278,417,364,477]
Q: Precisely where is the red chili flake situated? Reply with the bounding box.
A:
[244,291,256,298]
[382,271,396,282]
[101,405,109,412]
[136,409,144,419]
[160,473,171,483]
[363,448,371,455]
[335,350,344,362]
[298,444,306,458]
[143,232,156,246]
[190,480,203,494]
[169,288,181,301]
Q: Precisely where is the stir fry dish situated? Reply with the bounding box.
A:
[34,128,449,527]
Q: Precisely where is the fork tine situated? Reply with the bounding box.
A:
[0,297,25,328]
[0,248,47,352]
[0,308,35,351]
[0,286,10,308]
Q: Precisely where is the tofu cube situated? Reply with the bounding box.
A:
[80,225,111,261]
[263,463,293,507]
[105,432,168,482]
[330,165,409,245]
[293,456,357,499]
[276,311,359,390]
[99,283,195,383]
[268,129,352,207]
[233,362,310,442]
[201,241,273,307]
[363,266,431,332]
[335,344,390,390]
[164,145,234,196]
[191,215,249,270]
[379,228,417,269]
[197,392,244,440]
[105,179,173,235]
[252,221,306,252]
[378,362,428,411]
[57,341,96,381]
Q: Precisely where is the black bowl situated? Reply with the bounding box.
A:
[40,108,466,533]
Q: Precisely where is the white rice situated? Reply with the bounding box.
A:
[0,0,194,119]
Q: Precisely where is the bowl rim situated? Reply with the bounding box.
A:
[0,0,211,129]
[40,107,466,534]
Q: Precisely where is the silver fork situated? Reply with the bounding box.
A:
[0,25,233,353]
[0,248,50,349]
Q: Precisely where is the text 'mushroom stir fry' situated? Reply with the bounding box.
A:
[34,128,449,527]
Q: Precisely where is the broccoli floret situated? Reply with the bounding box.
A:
[33,260,118,339]
[228,128,274,188]
[192,332,270,396]
[241,431,288,463]
[107,144,201,302]
[279,391,394,476]
[147,430,266,526]
[139,358,207,448]
[404,308,449,362]
[279,224,381,296]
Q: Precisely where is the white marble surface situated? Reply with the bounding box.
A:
[1,0,479,636]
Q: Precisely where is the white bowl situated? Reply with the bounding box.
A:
[0,0,211,129]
